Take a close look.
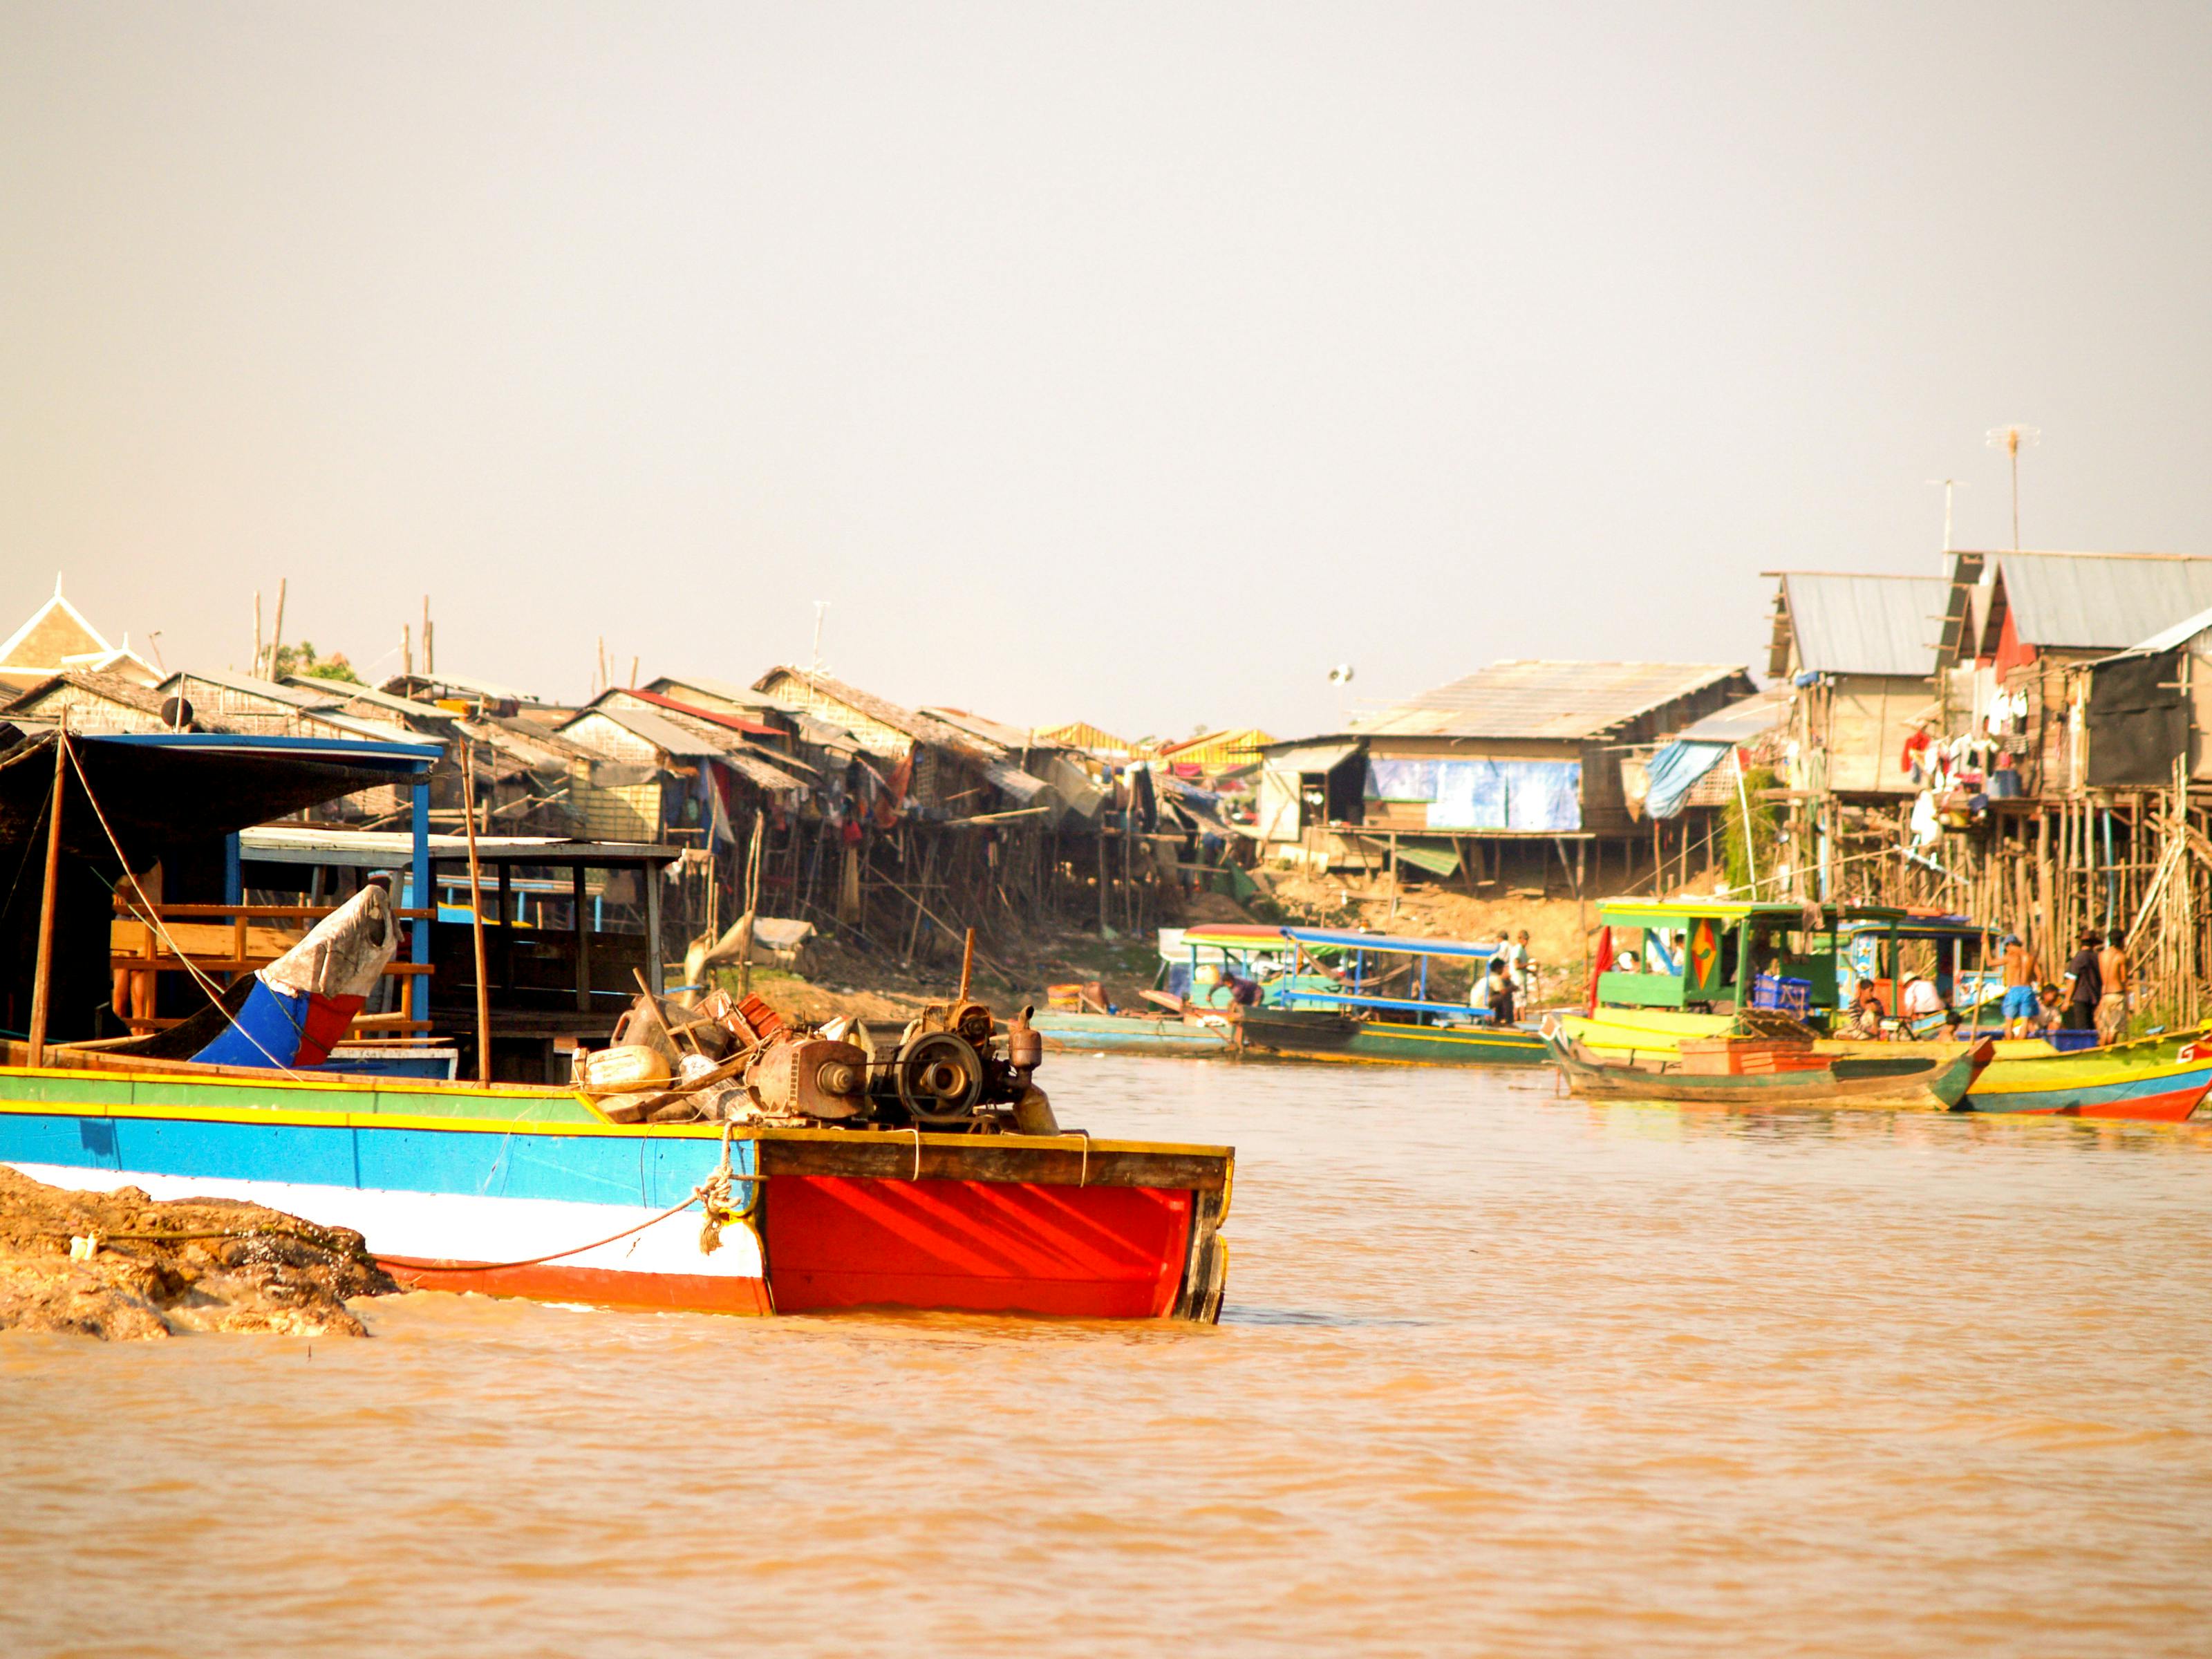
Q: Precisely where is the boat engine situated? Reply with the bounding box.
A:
[742,1035,872,1121]
[870,1000,1054,1133]
[595,929,1056,1132]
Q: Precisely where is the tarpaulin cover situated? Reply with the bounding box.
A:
[1418,760,1583,831]
[259,883,399,1001]
[1392,839,1462,877]
[1365,758,1437,801]
[2086,648,2189,787]
[1642,740,1731,820]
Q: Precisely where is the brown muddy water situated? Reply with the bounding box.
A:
[5,1057,2211,1657]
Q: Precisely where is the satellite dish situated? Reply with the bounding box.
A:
[160,695,193,731]
[1327,664,1356,684]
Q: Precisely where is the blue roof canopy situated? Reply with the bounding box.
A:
[1281,927,1498,960]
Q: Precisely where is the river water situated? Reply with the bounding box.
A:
[5,1057,2211,1656]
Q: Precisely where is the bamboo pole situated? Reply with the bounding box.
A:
[2036,810,2052,968]
[26,731,68,1065]
[268,576,287,678]
[460,738,492,1084]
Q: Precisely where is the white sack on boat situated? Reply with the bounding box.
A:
[261,884,400,1001]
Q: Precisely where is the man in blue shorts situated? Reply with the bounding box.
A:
[2000,932,2042,1039]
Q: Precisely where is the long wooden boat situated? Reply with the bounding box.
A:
[0,1044,1232,1321]
[1544,1031,1994,1110]
[1239,1006,1550,1067]
[1949,1029,2212,1123]
[1577,1015,2212,1126]
[1029,1009,1239,1059]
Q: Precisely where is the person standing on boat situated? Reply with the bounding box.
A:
[1506,930,1536,1008]
[1485,957,1517,1027]
[2061,930,2103,1033]
[110,855,164,1031]
[2096,928,2131,1046]
[2000,933,2041,1039]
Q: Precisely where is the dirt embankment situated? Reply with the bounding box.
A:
[0,1165,397,1342]
[729,867,1644,1021]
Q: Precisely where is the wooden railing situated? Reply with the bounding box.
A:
[109,900,437,1035]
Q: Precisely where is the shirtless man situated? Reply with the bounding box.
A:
[2097,927,2131,1047]
[2000,932,2041,1040]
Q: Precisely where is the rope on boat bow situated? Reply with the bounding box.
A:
[404,1124,760,1276]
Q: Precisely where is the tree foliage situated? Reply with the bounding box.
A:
[270,640,362,684]
[1721,763,1784,894]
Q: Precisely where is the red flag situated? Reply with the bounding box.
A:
[1586,926,1614,1014]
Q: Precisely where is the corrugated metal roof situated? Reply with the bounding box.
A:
[565,704,726,760]
[1677,686,1792,744]
[1989,552,2212,651]
[984,760,1050,802]
[646,673,791,713]
[756,668,988,757]
[720,750,803,793]
[2117,602,2212,657]
[1262,740,1361,772]
[1775,574,1947,677]
[1353,662,1752,742]
[920,706,1031,751]
[613,687,782,738]
[167,668,339,709]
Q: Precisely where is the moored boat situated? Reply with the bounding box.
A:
[1544,1026,1994,1110]
[0,727,1234,1321]
[1239,1004,1549,1067]
[1029,1007,1239,1059]
[1228,926,1549,1067]
[1949,1029,2212,1123]
[0,1043,1233,1320]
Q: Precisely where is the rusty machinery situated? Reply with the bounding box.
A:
[717,928,1054,1132]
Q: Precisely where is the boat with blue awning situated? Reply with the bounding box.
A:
[1233,926,1549,1067]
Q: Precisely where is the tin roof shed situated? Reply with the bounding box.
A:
[1353,661,1753,742]
[1765,573,1947,679]
[1941,551,2212,664]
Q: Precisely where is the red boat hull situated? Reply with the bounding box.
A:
[763,1174,1198,1318]
[382,1259,775,1314]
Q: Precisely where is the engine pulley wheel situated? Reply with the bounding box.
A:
[895,1031,986,1123]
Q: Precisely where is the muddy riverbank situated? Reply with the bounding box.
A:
[0,1165,395,1340]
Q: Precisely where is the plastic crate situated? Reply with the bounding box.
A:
[1751,973,1812,1017]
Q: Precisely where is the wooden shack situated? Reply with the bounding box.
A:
[1937,551,2212,796]
[1765,572,1947,796]
[1257,660,1754,884]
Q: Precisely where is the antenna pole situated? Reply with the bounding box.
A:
[1927,479,1967,574]
[2007,432,2019,549]
[1985,425,2039,554]
[811,601,830,671]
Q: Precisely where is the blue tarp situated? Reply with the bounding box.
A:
[1365,758,1438,802]
[1365,757,1583,830]
[1643,740,1730,820]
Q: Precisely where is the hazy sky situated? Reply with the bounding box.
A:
[5,3,2209,738]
